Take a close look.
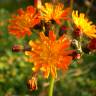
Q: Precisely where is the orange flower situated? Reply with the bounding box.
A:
[25,31,73,78]
[72,10,96,38]
[8,6,40,38]
[40,3,70,24]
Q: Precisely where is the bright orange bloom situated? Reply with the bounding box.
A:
[40,3,70,24]
[72,10,96,38]
[8,6,40,38]
[25,31,73,78]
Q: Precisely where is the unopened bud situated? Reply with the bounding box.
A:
[82,46,90,54]
[88,38,96,51]
[70,51,81,60]
[12,45,23,52]
[44,23,51,36]
[33,21,43,31]
[59,26,67,36]
[27,77,38,91]
[50,19,56,24]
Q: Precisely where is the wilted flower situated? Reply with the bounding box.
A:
[40,3,70,24]
[8,6,40,38]
[72,10,96,38]
[25,31,73,78]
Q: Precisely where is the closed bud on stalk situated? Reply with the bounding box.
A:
[73,28,81,37]
[88,38,96,51]
[59,26,67,36]
[70,51,81,60]
[33,20,44,31]
[27,76,38,91]
[12,45,23,52]
[12,44,31,52]
[44,22,51,36]
[82,45,90,54]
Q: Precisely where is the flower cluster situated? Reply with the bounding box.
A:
[9,1,96,91]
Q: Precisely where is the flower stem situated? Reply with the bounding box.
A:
[70,0,74,11]
[48,77,55,96]
[86,0,94,15]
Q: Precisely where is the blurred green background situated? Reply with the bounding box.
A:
[0,0,96,96]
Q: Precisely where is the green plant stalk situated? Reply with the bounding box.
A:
[70,0,74,11]
[67,0,74,33]
[78,36,83,53]
[48,77,55,96]
[86,0,94,15]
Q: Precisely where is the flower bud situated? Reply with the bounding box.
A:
[12,45,23,52]
[59,26,67,36]
[27,77,38,91]
[82,45,90,54]
[50,19,56,24]
[70,51,81,60]
[44,23,51,36]
[33,21,43,31]
[73,28,81,37]
[88,38,96,51]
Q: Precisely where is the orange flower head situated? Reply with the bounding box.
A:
[8,6,40,38]
[25,31,73,78]
[72,10,96,38]
[40,3,70,24]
